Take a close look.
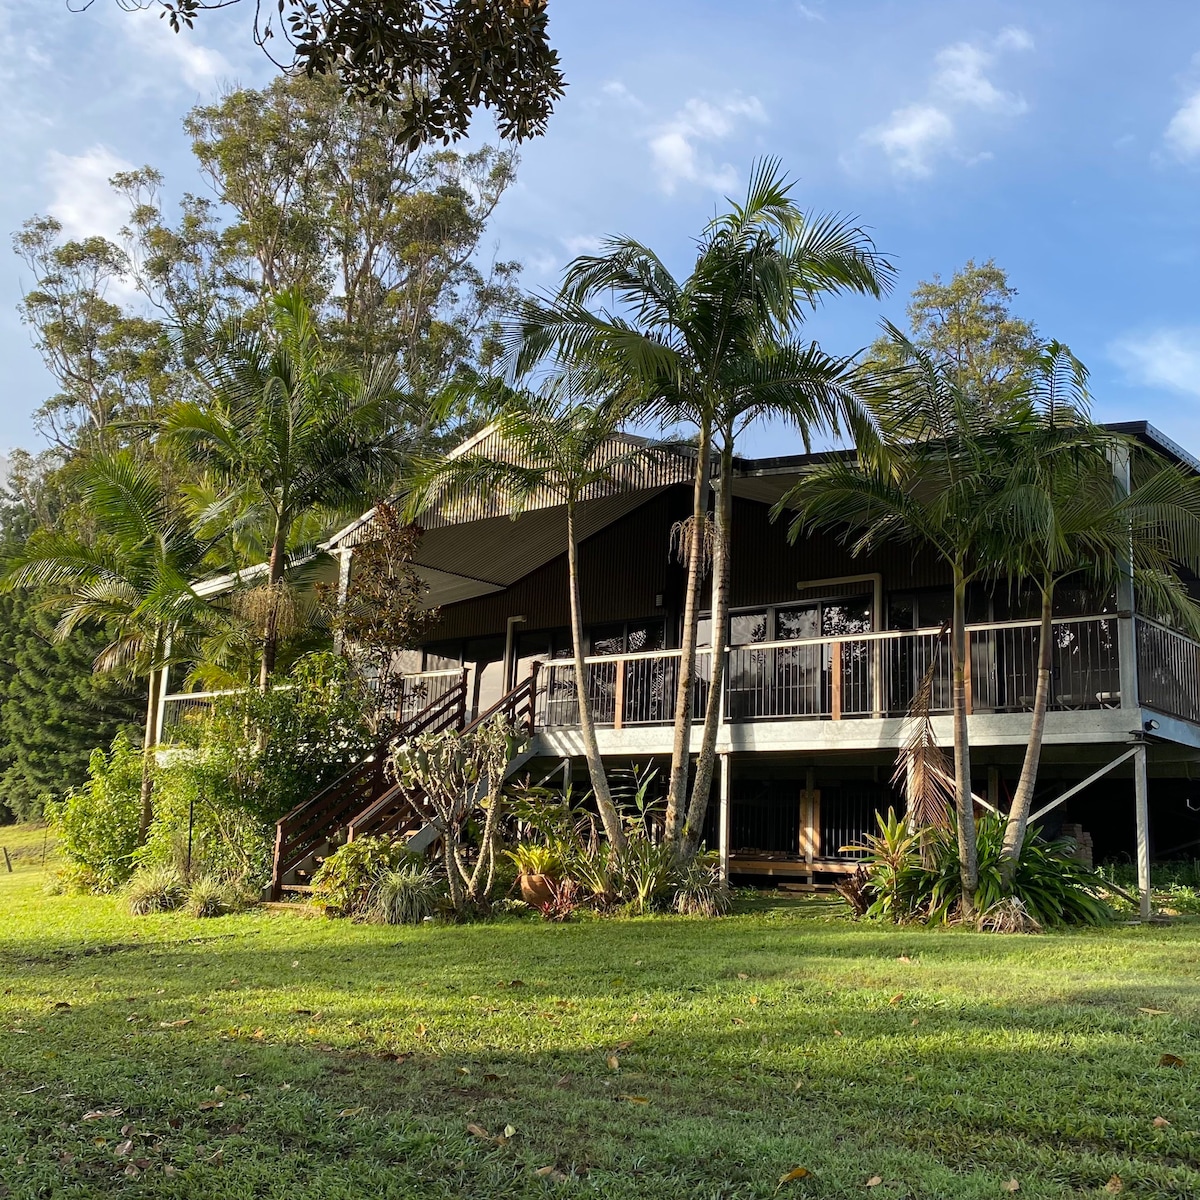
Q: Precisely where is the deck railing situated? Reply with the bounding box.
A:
[535,614,1124,729]
[1137,617,1200,725]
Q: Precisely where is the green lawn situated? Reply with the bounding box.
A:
[2,829,1199,1199]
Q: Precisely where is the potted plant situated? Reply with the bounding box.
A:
[506,842,564,907]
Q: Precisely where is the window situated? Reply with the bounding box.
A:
[588,619,666,656]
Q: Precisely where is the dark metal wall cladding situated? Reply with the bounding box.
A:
[429,490,683,640]
[728,498,951,607]
[426,487,951,643]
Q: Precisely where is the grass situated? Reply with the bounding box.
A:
[1,827,1199,1198]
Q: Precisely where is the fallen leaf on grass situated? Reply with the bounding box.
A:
[159,1019,192,1029]
[1138,1007,1169,1015]
[1104,1176,1123,1194]
[1001,1180,1019,1193]
[82,1108,123,1122]
[415,1024,428,1039]
[737,972,749,980]
[207,1149,224,1166]
[198,1101,224,1112]
[778,1166,810,1184]
[53,1001,71,1009]
[466,1123,490,1139]
[504,1124,516,1138]
[889,993,904,1005]
[613,1040,633,1052]
[535,1165,567,1181]
[616,1094,649,1104]
[897,956,913,963]
[731,1017,746,1026]
[292,1008,313,1016]
[1153,1116,1171,1128]
[606,1055,620,1071]
[866,1176,883,1187]
[1160,1054,1186,1068]
[20,1085,47,1095]
[456,1067,471,1076]
[482,1073,504,1082]
[114,1140,134,1157]
[337,1108,363,1117]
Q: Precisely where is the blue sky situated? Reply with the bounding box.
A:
[3,1,1200,459]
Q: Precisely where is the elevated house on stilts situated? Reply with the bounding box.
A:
[158,421,1200,909]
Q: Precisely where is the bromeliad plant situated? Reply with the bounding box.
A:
[848,808,1111,928]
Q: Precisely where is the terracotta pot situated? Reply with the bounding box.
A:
[520,873,556,907]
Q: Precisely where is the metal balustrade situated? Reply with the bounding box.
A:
[1137,617,1200,724]
[531,615,1129,730]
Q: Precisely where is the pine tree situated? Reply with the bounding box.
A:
[0,502,141,822]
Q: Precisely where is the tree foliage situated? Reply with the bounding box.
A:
[869,259,1039,412]
[100,0,564,146]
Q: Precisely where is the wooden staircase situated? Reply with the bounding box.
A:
[269,668,539,899]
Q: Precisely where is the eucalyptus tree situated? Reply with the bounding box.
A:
[164,289,412,689]
[406,379,663,852]
[1,452,222,838]
[988,348,1200,874]
[776,326,1014,911]
[508,160,893,854]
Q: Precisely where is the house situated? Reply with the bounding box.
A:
[161,421,1200,901]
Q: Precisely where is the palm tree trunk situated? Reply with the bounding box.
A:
[138,626,164,845]
[664,419,713,844]
[951,568,979,912]
[567,500,627,852]
[1001,581,1055,877]
[680,438,733,857]
[258,522,288,691]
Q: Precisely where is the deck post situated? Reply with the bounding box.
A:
[718,753,731,883]
[613,658,626,730]
[830,641,843,720]
[1134,741,1152,920]
[1111,443,1141,711]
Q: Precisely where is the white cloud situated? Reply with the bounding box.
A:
[932,42,1028,115]
[44,144,135,244]
[1165,91,1200,160]
[995,26,1035,53]
[795,3,826,21]
[647,95,767,194]
[561,234,605,257]
[1112,327,1200,397]
[601,80,648,112]
[855,28,1032,179]
[122,7,230,89]
[863,104,954,178]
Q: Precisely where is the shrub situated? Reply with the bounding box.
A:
[568,842,620,906]
[672,852,732,917]
[370,863,443,925]
[851,809,1112,927]
[47,733,143,892]
[127,865,187,915]
[615,838,676,914]
[311,836,418,919]
[184,876,232,918]
[536,877,582,922]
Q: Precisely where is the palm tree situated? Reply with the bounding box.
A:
[406,380,659,852]
[1,452,222,838]
[164,289,411,689]
[776,327,1016,912]
[507,160,894,854]
[987,348,1200,874]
